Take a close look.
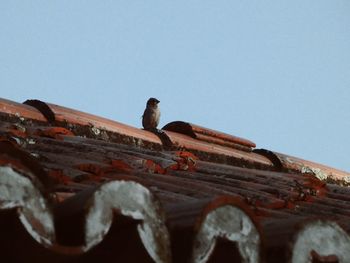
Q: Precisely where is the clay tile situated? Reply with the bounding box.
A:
[0,98,47,122]
[274,152,350,184]
[43,102,162,144]
[163,121,256,152]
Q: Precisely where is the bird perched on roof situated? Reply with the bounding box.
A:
[142,98,160,131]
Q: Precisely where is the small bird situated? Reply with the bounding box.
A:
[142,98,160,131]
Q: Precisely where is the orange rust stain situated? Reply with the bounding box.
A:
[48,169,71,185]
[75,163,106,183]
[36,127,74,140]
[251,175,328,214]
[284,200,296,209]
[176,151,198,161]
[144,159,166,174]
[245,196,297,215]
[168,151,198,172]
[291,176,327,204]
[248,175,328,215]
[110,159,132,173]
[113,156,195,175]
[8,129,27,138]
[76,161,133,182]
[302,174,327,197]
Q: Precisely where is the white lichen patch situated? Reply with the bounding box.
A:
[301,166,328,181]
[13,123,26,133]
[27,138,36,145]
[14,113,25,122]
[0,166,55,246]
[343,176,350,184]
[191,205,260,263]
[30,153,40,158]
[91,126,101,136]
[292,220,350,263]
[10,136,22,145]
[84,180,171,263]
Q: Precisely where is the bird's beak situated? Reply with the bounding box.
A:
[156,99,160,103]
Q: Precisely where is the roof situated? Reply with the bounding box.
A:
[0,97,350,263]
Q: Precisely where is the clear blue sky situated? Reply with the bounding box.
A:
[1,1,350,171]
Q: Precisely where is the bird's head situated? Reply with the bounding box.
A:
[146,97,160,107]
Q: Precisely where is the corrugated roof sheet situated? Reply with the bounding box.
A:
[0,97,350,263]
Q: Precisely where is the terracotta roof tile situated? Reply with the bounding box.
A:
[0,97,349,262]
[0,98,47,122]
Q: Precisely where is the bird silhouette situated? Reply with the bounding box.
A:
[142,98,160,131]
